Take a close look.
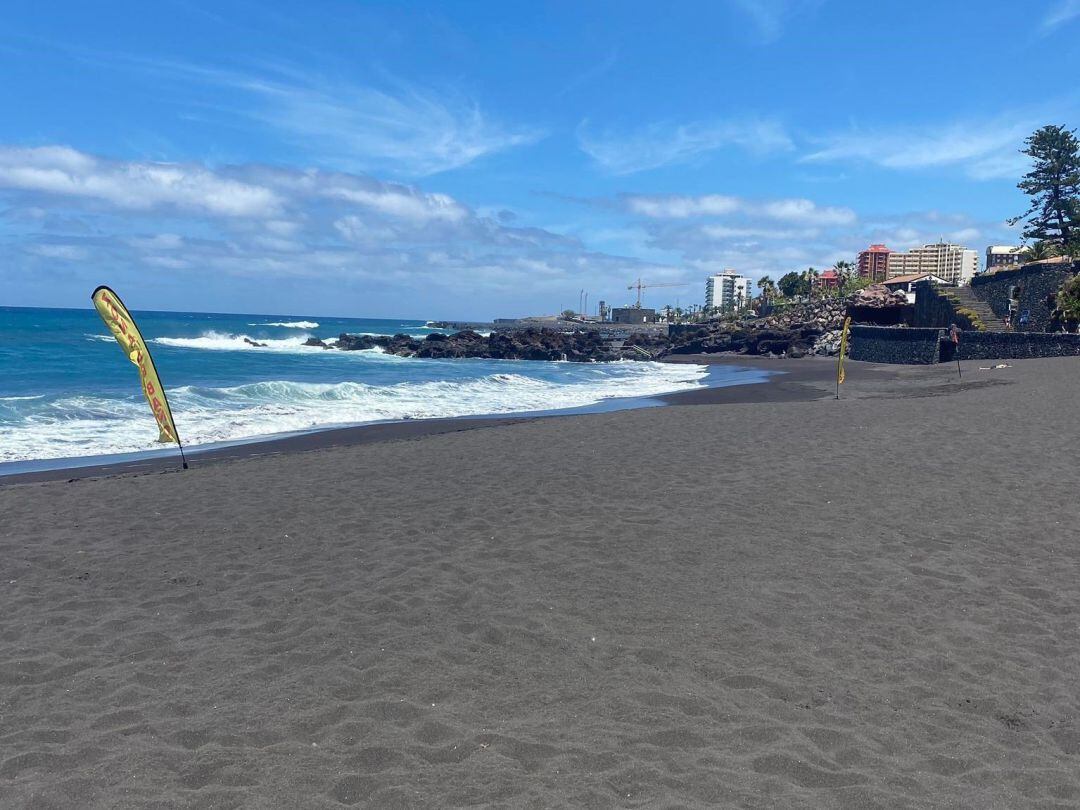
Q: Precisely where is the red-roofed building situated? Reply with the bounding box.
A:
[858,244,891,282]
[814,269,841,290]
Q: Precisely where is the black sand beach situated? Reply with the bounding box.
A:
[2,356,1079,808]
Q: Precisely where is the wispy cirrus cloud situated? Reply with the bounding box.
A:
[1042,0,1080,32]
[110,57,543,178]
[577,117,794,175]
[727,0,820,42]
[802,118,1037,180]
[233,74,543,177]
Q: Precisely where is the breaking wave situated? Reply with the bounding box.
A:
[248,320,319,329]
[0,363,711,463]
[151,331,325,353]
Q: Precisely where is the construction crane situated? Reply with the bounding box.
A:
[626,278,690,307]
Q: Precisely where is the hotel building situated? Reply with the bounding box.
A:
[886,243,979,285]
[857,244,892,282]
[705,270,753,312]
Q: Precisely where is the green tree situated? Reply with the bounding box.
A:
[778,271,803,298]
[833,260,857,294]
[1010,125,1080,254]
[756,275,776,300]
[1022,239,1061,262]
[1054,274,1080,328]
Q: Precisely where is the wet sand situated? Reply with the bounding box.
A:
[2,356,1079,807]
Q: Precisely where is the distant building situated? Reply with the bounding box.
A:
[857,244,892,282]
[611,306,656,324]
[985,245,1025,273]
[886,243,978,286]
[882,272,947,303]
[705,269,753,312]
[814,269,842,291]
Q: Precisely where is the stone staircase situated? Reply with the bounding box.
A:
[938,284,1006,332]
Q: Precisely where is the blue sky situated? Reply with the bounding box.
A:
[1,0,1078,319]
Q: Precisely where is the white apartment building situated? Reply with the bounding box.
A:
[886,243,978,285]
[705,270,753,312]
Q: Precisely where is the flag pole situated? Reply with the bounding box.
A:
[949,323,961,381]
[835,316,851,399]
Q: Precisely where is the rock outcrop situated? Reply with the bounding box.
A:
[314,291,909,362]
[849,284,909,308]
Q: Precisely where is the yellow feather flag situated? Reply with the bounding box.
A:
[91,286,187,466]
[836,315,853,392]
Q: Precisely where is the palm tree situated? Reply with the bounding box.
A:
[832,260,856,294]
[1022,240,1060,262]
[756,275,775,301]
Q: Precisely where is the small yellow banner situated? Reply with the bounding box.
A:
[836,316,852,387]
[91,286,180,445]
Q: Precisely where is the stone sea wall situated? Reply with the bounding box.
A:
[942,332,1080,361]
[849,326,943,364]
[850,326,1080,364]
[969,261,1077,332]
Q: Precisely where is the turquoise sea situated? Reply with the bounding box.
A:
[0,306,768,467]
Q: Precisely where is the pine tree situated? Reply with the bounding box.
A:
[1010,125,1080,254]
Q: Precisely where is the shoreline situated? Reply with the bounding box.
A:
[1,356,846,486]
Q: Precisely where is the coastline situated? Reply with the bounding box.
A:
[0,354,974,487]
[1,356,789,485]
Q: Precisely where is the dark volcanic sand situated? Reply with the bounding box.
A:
[2,357,1079,808]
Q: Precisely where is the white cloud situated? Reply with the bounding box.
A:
[756,198,856,226]
[1,143,673,312]
[324,186,468,223]
[0,146,283,217]
[699,224,820,241]
[621,193,856,226]
[803,120,1035,180]
[623,194,740,218]
[1042,0,1080,32]
[577,118,793,175]
[24,243,89,260]
[126,233,184,250]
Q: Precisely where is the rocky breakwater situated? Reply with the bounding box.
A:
[307,328,638,361]
[663,288,907,358]
[664,297,852,358]
[307,288,912,362]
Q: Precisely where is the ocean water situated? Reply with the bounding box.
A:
[0,306,760,466]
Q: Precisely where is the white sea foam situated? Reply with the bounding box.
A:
[151,331,326,353]
[0,362,711,463]
[150,330,438,352]
[248,320,319,329]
